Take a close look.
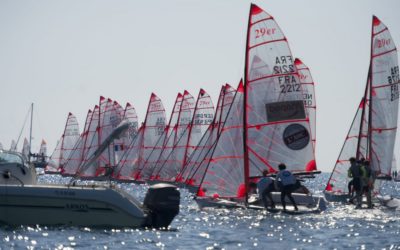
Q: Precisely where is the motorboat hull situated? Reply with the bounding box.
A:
[0,184,147,227]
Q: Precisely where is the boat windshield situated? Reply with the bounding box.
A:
[0,150,24,165]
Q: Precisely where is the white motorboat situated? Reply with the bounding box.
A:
[0,150,180,228]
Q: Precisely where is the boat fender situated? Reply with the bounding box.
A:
[143,183,180,229]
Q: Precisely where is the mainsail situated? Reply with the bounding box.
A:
[150,91,195,181]
[369,16,399,177]
[197,82,245,198]
[61,109,94,176]
[164,89,215,182]
[76,105,101,178]
[295,58,317,153]
[116,93,166,181]
[137,93,183,180]
[183,84,236,186]
[244,3,315,192]
[325,99,369,194]
[46,112,80,174]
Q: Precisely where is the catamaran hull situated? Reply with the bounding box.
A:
[196,192,327,211]
[0,184,147,227]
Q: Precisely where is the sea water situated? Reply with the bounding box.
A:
[1,173,400,249]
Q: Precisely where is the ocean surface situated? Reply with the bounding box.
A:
[1,173,400,250]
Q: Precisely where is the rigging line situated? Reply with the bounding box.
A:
[15,105,32,151]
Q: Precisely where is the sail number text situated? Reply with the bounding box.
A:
[390,66,399,101]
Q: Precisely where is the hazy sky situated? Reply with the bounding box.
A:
[0,0,399,172]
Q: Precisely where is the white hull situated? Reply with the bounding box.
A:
[0,184,147,227]
[196,192,327,212]
[0,152,37,186]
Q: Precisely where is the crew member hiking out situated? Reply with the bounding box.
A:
[275,163,298,211]
[257,169,275,209]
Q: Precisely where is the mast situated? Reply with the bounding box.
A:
[367,16,375,162]
[242,3,253,207]
[29,103,33,162]
[355,66,371,160]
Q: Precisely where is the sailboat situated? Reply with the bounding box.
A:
[195,4,324,212]
[325,16,399,202]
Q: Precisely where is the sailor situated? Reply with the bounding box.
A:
[361,160,374,208]
[348,157,363,208]
[275,163,298,211]
[257,169,276,209]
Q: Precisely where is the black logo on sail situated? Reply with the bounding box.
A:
[283,124,310,150]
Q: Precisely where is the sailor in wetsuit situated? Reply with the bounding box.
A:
[275,163,298,211]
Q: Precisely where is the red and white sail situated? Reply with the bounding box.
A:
[295,58,317,152]
[109,101,128,167]
[370,16,399,177]
[114,126,144,180]
[150,90,196,181]
[172,89,215,182]
[137,93,183,180]
[77,105,101,178]
[46,112,80,174]
[197,82,245,198]
[61,109,93,176]
[325,98,369,194]
[183,84,236,186]
[134,93,167,180]
[244,4,315,181]
[122,102,139,148]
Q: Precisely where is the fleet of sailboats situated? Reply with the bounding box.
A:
[1,3,399,228]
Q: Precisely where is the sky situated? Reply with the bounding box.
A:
[0,0,399,172]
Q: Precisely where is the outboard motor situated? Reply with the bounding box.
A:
[143,183,180,229]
